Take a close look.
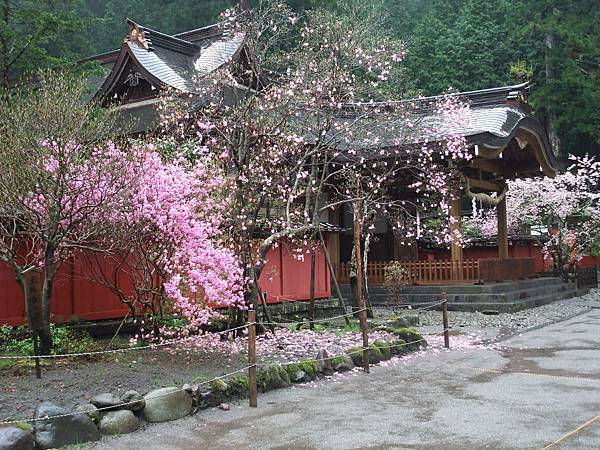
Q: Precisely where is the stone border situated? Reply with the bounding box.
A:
[0,327,426,450]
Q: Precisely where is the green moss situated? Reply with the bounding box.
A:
[210,378,229,403]
[284,362,301,379]
[210,378,228,393]
[393,327,426,350]
[367,344,382,364]
[278,364,291,385]
[285,359,318,381]
[372,340,392,360]
[299,359,318,378]
[373,325,397,334]
[257,363,291,392]
[345,346,363,366]
[226,375,250,398]
[331,356,347,367]
[16,421,32,433]
[391,339,407,355]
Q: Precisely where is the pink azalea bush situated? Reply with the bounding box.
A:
[106,144,245,338]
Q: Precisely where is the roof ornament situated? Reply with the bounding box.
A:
[126,19,153,51]
[124,71,143,87]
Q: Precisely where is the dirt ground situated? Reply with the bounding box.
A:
[0,341,248,422]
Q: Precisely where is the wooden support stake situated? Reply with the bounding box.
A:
[441,292,450,349]
[33,331,41,379]
[497,195,509,259]
[318,230,350,325]
[355,176,369,373]
[248,310,257,407]
[260,292,276,335]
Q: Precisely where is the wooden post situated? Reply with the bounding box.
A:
[260,292,276,335]
[449,193,463,280]
[248,310,257,407]
[318,230,350,325]
[441,291,450,349]
[355,176,369,373]
[32,331,41,379]
[497,195,509,259]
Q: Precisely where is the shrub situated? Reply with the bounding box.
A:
[383,262,410,304]
[0,324,99,356]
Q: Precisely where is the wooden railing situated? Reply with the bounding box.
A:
[334,259,480,285]
[335,257,538,285]
[576,265,598,289]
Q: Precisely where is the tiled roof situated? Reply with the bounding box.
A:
[93,19,245,98]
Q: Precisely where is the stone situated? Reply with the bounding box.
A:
[209,379,229,405]
[0,427,34,450]
[257,363,291,392]
[90,393,121,410]
[99,410,140,435]
[389,314,420,328]
[182,383,192,393]
[218,403,230,411]
[33,402,100,449]
[316,349,333,376]
[73,403,101,422]
[331,355,354,372]
[143,387,193,423]
[120,390,145,412]
[198,390,217,409]
[290,369,307,382]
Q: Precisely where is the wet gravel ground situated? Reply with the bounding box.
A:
[375,288,600,342]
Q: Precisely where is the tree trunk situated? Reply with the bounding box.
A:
[39,247,58,354]
[543,30,561,155]
[308,248,316,329]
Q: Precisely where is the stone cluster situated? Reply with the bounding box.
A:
[0,328,426,449]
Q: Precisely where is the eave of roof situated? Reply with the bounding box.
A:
[92,19,246,101]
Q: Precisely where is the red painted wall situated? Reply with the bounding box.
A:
[579,255,600,268]
[0,237,332,326]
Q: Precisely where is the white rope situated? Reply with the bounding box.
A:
[260,308,367,326]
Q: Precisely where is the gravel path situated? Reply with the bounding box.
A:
[375,288,600,342]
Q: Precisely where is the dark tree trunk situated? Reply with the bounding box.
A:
[308,248,316,329]
[39,247,58,355]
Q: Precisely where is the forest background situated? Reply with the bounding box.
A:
[1,0,598,158]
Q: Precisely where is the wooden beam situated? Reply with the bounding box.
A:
[449,192,463,280]
[497,196,508,259]
[470,158,503,174]
[464,176,504,193]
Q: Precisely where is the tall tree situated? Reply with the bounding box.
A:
[0,0,93,85]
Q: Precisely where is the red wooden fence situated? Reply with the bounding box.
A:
[335,257,537,285]
[0,238,331,326]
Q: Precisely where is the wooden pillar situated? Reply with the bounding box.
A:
[449,193,463,280]
[329,208,341,268]
[497,195,508,259]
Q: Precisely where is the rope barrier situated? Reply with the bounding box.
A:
[256,334,430,367]
[259,308,367,326]
[0,323,252,361]
[0,365,253,426]
[371,301,446,310]
[257,300,445,328]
